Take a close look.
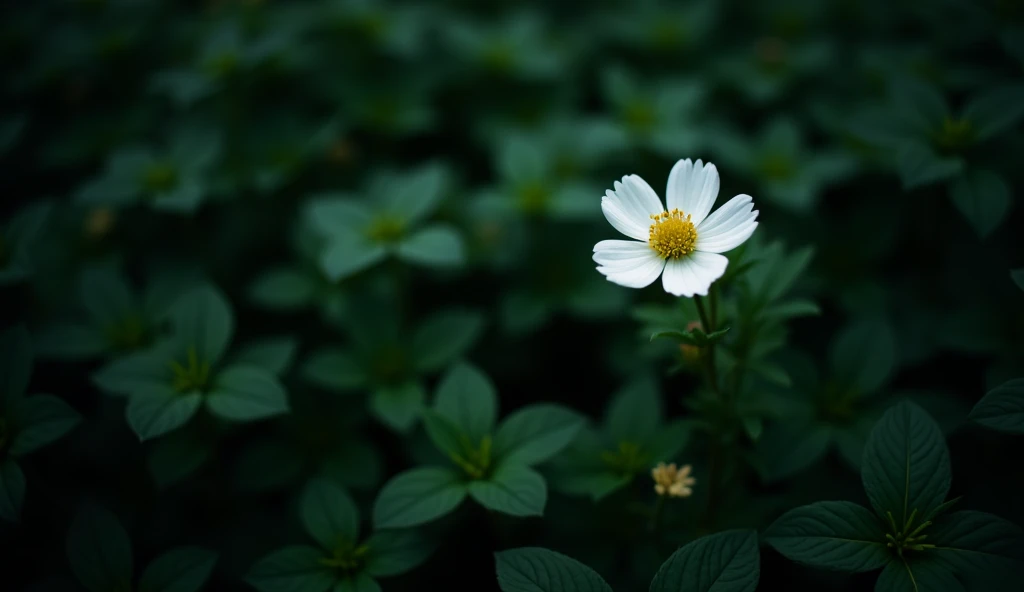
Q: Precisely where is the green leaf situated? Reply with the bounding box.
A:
[1012,269,1024,292]
[320,237,388,281]
[469,464,546,517]
[948,171,1011,238]
[372,467,468,529]
[423,410,469,459]
[764,299,821,319]
[364,530,433,578]
[93,351,173,398]
[969,378,1024,434]
[829,319,897,394]
[369,382,425,433]
[0,325,32,402]
[649,529,760,592]
[380,162,449,224]
[493,404,584,466]
[166,285,235,365]
[79,265,137,329]
[0,459,25,522]
[929,511,1024,575]
[306,196,373,237]
[755,423,831,483]
[138,547,218,592]
[7,394,81,456]
[764,501,890,572]
[302,348,368,392]
[861,401,951,528]
[32,324,108,359]
[127,388,203,441]
[875,558,965,592]
[896,142,963,190]
[246,546,334,592]
[890,79,950,132]
[231,338,298,377]
[412,309,485,373]
[433,363,498,442]
[206,365,290,422]
[495,547,613,592]
[962,84,1024,141]
[651,326,730,347]
[300,478,360,550]
[605,376,662,445]
[248,267,317,311]
[66,505,134,592]
[395,224,465,267]
[147,431,211,490]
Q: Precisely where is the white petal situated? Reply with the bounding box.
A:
[662,252,728,297]
[696,194,754,234]
[696,221,758,253]
[666,159,719,225]
[600,174,664,240]
[695,194,759,253]
[594,240,665,289]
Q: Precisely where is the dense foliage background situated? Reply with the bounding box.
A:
[2,0,1024,591]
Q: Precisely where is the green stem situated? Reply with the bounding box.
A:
[648,495,666,533]
[693,295,718,393]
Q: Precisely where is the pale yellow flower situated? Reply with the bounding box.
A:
[651,462,695,498]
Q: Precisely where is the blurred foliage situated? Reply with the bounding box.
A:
[2,0,1024,591]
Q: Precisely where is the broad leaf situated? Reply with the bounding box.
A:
[830,319,896,394]
[896,143,963,189]
[246,546,334,592]
[302,348,368,392]
[433,363,498,442]
[962,84,1024,141]
[495,547,612,592]
[320,237,388,281]
[372,467,467,529]
[948,171,1011,238]
[248,268,317,311]
[127,388,203,441]
[423,410,469,459]
[649,529,760,592]
[231,338,298,377]
[969,379,1024,434]
[755,422,831,483]
[369,382,425,433]
[300,478,360,550]
[412,309,485,373]
[605,376,662,445]
[93,351,173,398]
[138,547,218,592]
[875,558,965,592]
[469,464,546,517]
[66,505,134,592]
[7,394,81,456]
[493,404,583,466]
[206,365,290,421]
[861,402,951,528]
[395,224,465,267]
[335,574,381,592]
[166,285,235,365]
[764,501,890,572]
[364,530,433,578]
[928,511,1024,575]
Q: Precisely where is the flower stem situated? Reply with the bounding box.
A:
[693,295,718,392]
[648,495,666,533]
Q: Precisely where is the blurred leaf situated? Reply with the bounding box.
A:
[0,326,32,402]
[896,143,963,189]
[649,529,759,592]
[364,530,433,578]
[246,546,334,592]
[829,319,896,394]
[962,84,1024,141]
[370,382,425,432]
[7,394,81,456]
[412,310,485,373]
[248,268,317,311]
[432,363,497,442]
[469,464,546,516]
[302,348,368,392]
[929,511,1024,575]
[1012,269,1024,292]
[755,423,831,483]
[206,366,289,421]
[875,558,964,592]
[66,505,133,592]
[320,238,387,281]
[166,285,235,365]
[231,338,298,377]
[493,404,584,466]
[495,547,612,592]
[948,171,1011,238]
[127,388,202,441]
[300,478,360,550]
[423,410,468,459]
[605,376,662,445]
[395,225,465,267]
[969,379,1024,434]
[148,431,211,489]
[138,547,218,592]
[765,501,889,572]
[861,402,950,526]
[0,459,25,522]
[372,467,467,529]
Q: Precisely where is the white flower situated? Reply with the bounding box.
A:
[593,159,758,297]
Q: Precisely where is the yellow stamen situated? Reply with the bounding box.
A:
[651,462,696,498]
[648,209,697,259]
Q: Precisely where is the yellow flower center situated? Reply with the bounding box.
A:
[648,209,697,259]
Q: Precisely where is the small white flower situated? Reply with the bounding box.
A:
[593,159,759,297]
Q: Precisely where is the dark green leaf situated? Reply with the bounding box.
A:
[969,379,1024,434]
[138,547,218,592]
[929,511,1024,575]
[962,84,1024,141]
[948,171,1011,238]
[423,410,469,459]
[469,464,546,517]
[395,224,465,267]
[0,325,32,402]
[495,547,612,592]
[764,501,889,572]
[412,309,485,373]
[320,237,388,281]
[432,362,498,442]
[830,319,896,394]
[246,546,334,592]
[605,376,662,445]
[755,423,831,483]
[493,404,584,466]
[66,505,134,592]
[1012,269,1024,292]
[861,402,951,528]
[302,348,368,392]
[127,388,203,441]
[364,530,433,577]
[32,324,108,360]
[649,529,760,592]
[300,477,360,550]
[8,394,81,456]
[93,351,173,398]
[206,365,290,421]
[372,467,467,529]
[896,143,963,189]
[335,574,381,592]
[147,431,211,490]
[248,268,317,311]
[166,285,234,365]
[79,265,137,329]
[875,558,965,592]
[231,338,298,377]
[369,382,426,433]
